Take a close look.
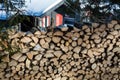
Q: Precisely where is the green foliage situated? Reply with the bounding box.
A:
[0,29,20,62]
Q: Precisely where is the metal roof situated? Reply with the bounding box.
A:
[0,0,64,20]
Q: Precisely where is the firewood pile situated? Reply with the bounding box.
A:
[0,20,120,80]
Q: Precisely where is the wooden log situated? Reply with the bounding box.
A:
[0,62,7,69]
[82,25,89,30]
[54,31,63,36]
[34,54,42,60]
[31,36,39,44]
[107,44,113,52]
[21,37,32,43]
[52,37,61,43]
[39,39,46,45]
[32,66,39,71]
[60,44,69,53]
[45,37,51,43]
[61,27,68,32]
[54,51,63,58]
[18,56,27,62]
[71,41,77,47]
[77,38,82,45]
[18,71,24,76]
[26,59,31,69]
[9,60,18,66]
[91,63,97,70]
[73,46,81,53]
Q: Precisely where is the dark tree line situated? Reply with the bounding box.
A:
[66,0,120,23]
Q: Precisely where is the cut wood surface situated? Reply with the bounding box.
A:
[0,20,120,80]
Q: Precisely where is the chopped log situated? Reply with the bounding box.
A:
[32,66,39,71]
[9,60,18,66]
[18,71,24,76]
[94,38,101,44]
[65,41,70,46]
[83,35,89,41]
[91,34,99,39]
[82,25,89,30]
[77,38,82,45]
[114,24,120,30]
[21,37,32,43]
[30,42,36,47]
[73,46,81,53]
[54,51,63,58]
[60,54,68,60]
[45,37,52,43]
[91,63,97,70]
[54,31,63,36]
[54,77,61,80]
[31,36,39,44]
[39,39,46,45]
[111,20,118,25]
[107,44,113,52]
[60,44,69,52]
[1,55,9,62]
[73,53,79,59]
[71,41,77,47]
[0,62,7,69]
[110,31,118,36]
[26,59,31,69]
[107,34,114,39]
[65,32,73,38]
[41,42,49,49]
[34,54,42,60]
[52,37,61,43]
[61,27,68,32]
[44,53,54,58]
[18,56,27,62]
[113,47,120,53]
[26,52,34,60]
[87,49,94,57]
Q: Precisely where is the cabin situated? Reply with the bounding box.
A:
[0,0,76,31]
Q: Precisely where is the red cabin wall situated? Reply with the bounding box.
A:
[56,14,63,27]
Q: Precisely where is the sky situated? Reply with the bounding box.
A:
[0,0,63,20]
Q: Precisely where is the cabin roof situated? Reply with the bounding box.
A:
[0,0,64,20]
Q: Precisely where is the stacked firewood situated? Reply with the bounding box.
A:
[0,20,120,80]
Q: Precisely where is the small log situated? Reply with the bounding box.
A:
[21,37,32,43]
[9,60,18,66]
[54,51,63,58]
[32,66,39,71]
[82,25,89,30]
[31,36,39,44]
[73,46,81,53]
[26,52,34,60]
[18,56,27,62]
[34,54,42,60]
[52,37,61,43]
[77,38,82,45]
[18,71,24,76]
[107,44,113,52]
[107,34,114,39]
[54,31,63,36]
[61,27,68,32]
[90,58,95,63]
[71,41,77,47]
[114,24,120,30]
[26,59,31,69]
[39,39,46,45]
[45,37,52,43]
[91,63,97,70]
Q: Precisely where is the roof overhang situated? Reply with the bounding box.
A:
[0,0,65,20]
